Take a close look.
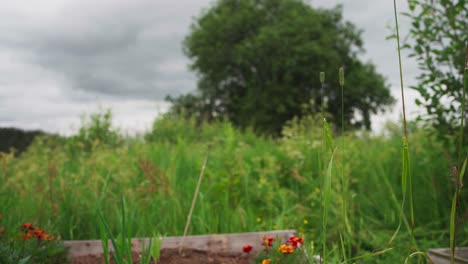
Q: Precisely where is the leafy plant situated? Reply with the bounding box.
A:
[0,221,68,264]
[403,0,467,147]
[73,109,120,151]
[98,197,161,264]
[253,235,319,264]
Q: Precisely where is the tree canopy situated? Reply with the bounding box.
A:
[404,0,467,145]
[169,0,394,134]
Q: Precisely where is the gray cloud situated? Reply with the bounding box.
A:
[0,0,206,101]
[0,0,423,134]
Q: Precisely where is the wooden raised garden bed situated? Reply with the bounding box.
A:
[65,229,297,264]
[427,248,468,264]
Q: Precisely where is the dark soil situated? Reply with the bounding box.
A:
[72,248,256,264]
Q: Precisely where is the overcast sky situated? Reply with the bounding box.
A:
[0,0,422,136]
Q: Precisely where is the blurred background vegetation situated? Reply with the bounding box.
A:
[0,0,466,263]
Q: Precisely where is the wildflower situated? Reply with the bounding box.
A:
[288,236,304,248]
[242,244,253,253]
[21,223,34,232]
[261,259,270,264]
[262,236,275,248]
[22,232,32,241]
[256,217,262,223]
[39,232,52,241]
[33,228,45,238]
[303,219,308,225]
[279,244,294,254]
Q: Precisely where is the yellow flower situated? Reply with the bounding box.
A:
[279,244,294,254]
[261,259,270,264]
[256,217,262,223]
[303,219,308,225]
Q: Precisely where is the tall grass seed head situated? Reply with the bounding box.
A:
[339,67,345,87]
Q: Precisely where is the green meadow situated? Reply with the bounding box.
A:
[1,111,465,262]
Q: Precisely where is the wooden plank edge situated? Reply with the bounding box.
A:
[64,229,297,257]
[427,248,468,264]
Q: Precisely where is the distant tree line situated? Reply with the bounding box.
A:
[0,127,47,155]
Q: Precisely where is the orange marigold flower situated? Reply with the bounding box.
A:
[279,244,294,254]
[261,259,270,264]
[288,236,304,248]
[39,233,51,241]
[20,223,34,232]
[22,232,32,241]
[242,244,253,253]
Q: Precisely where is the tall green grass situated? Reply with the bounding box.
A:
[0,111,459,262]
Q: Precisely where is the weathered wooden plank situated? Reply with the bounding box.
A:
[427,248,468,264]
[64,230,297,257]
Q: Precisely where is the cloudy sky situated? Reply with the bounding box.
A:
[0,0,422,136]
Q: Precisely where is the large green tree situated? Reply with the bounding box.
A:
[171,0,394,134]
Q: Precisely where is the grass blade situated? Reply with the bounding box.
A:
[98,211,122,264]
[120,197,132,263]
[99,218,110,264]
[322,151,334,264]
[450,192,457,264]
[450,158,467,264]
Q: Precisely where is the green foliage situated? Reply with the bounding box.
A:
[173,0,394,134]
[73,109,120,151]
[254,236,319,264]
[0,223,69,264]
[98,197,159,264]
[403,0,467,146]
[0,112,463,262]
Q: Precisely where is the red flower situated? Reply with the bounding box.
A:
[261,236,275,248]
[20,223,34,232]
[242,244,253,253]
[33,228,45,238]
[288,236,304,248]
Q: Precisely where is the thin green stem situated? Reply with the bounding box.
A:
[393,0,408,139]
[339,67,350,259]
[392,0,415,243]
[458,43,468,170]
